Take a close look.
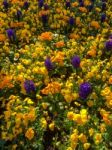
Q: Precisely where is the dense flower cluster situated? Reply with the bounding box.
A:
[0,0,112,150]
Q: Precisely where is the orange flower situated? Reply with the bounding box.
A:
[0,75,13,89]
[39,32,53,41]
[25,128,34,140]
[87,49,96,57]
[41,82,61,95]
[55,41,65,48]
[72,2,78,7]
[10,22,24,28]
[100,110,112,125]
[79,7,87,13]
[84,0,91,6]
[109,76,112,84]
[0,34,6,42]
[56,8,61,13]
[76,17,82,26]
[91,21,100,29]
[69,33,80,39]
[39,10,50,17]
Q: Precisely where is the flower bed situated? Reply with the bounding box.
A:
[0,0,112,150]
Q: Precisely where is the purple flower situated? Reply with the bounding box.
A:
[6,29,16,41]
[105,40,112,50]
[24,80,36,93]
[69,17,75,26]
[3,0,8,9]
[24,1,29,10]
[38,0,44,8]
[79,82,92,99]
[66,1,71,8]
[79,1,84,7]
[44,4,49,10]
[17,10,22,21]
[71,56,80,68]
[45,58,53,71]
[41,14,48,24]
[101,13,106,22]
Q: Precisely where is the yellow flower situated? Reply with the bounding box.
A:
[87,100,94,107]
[12,144,17,150]
[101,87,111,96]
[67,111,74,120]
[25,128,34,140]
[4,111,11,121]
[100,123,106,133]
[79,134,87,143]
[66,147,73,150]
[40,118,47,129]
[70,133,78,142]
[42,102,48,109]
[89,128,94,136]
[1,132,7,140]
[83,143,91,150]
[49,122,55,131]
[94,133,102,144]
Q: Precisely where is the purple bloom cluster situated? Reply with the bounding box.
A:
[24,80,36,93]
[42,14,48,24]
[79,82,92,99]
[71,56,80,68]
[101,13,106,22]
[24,1,29,10]
[79,1,84,7]
[17,10,22,21]
[38,0,44,8]
[6,29,16,41]
[45,58,53,71]
[105,40,112,50]
[3,0,8,9]
[69,17,75,26]
[66,1,71,8]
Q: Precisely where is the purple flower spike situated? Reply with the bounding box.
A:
[79,1,84,7]
[71,56,80,68]
[66,1,71,8]
[105,40,112,50]
[24,80,36,94]
[38,0,44,8]
[3,0,8,9]
[6,29,16,41]
[79,82,92,99]
[69,17,75,26]
[45,58,53,71]
[101,13,106,22]
[17,10,22,21]
[42,14,48,24]
[24,1,29,10]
